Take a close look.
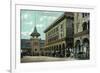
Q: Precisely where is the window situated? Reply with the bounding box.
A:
[61,24,63,29]
[82,13,84,17]
[88,21,90,30]
[82,22,88,31]
[82,13,89,18]
[56,27,58,31]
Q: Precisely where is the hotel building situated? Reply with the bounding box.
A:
[44,12,74,57]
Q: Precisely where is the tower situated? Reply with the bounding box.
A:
[30,26,40,56]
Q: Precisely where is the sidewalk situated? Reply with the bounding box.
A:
[21,56,76,63]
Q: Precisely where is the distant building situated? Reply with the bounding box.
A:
[44,12,74,57]
[21,26,45,56]
[74,12,90,59]
[21,39,31,56]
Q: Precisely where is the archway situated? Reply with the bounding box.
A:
[55,45,59,57]
[62,43,65,57]
[59,44,62,57]
[75,40,81,58]
[75,40,81,53]
[82,38,89,59]
[62,43,65,49]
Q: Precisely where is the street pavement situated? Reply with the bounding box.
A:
[21,56,76,63]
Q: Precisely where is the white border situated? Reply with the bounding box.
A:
[11,3,96,73]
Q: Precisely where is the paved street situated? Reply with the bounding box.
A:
[21,56,76,63]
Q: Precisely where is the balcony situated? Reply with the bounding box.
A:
[74,30,89,38]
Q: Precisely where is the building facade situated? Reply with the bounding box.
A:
[74,12,90,59]
[21,39,31,57]
[44,12,74,57]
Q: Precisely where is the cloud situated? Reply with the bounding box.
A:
[21,13,29,20]
[36,24,44,28]
[52,17,57,20]
[21,32,29,36]
[48,16,57,20]
[28,29,34,35]
[39,16,47,22]
[40,17,44,22]
[25,21,33,25]
[21,31,33,39]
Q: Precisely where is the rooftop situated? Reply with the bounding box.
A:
[30,26,40,37]
[44,12,74,33]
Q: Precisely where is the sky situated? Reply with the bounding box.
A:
[21,10,64,40]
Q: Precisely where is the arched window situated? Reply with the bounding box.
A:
[88,21,90,30]
[82,22,88,31]
[75,40,81,53]
[62,43,65,49]
[82,38,89,53]
[82,38,89,59]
